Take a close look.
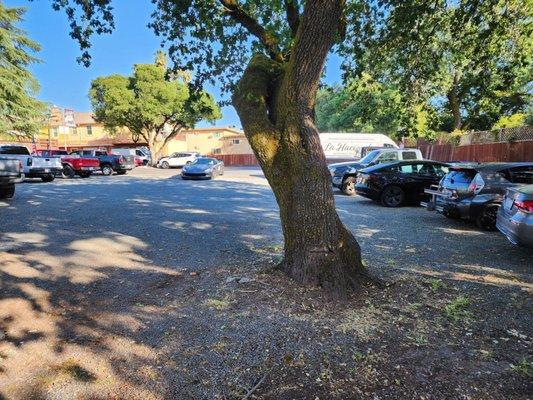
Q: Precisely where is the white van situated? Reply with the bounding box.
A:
[112,147,151,165]
[319,133,398,160]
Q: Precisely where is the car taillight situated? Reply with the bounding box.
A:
[515,200,533,213]
[119,156,125,164]
[467,173,484,194]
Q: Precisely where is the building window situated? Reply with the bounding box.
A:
[52,127,58,137]
[86,125,93,135]
[213,132,220,139]
[69,127,77,135]
[213,148,222,154]
[232,139,241,145]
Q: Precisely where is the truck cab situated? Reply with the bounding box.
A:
[0,145,63,182]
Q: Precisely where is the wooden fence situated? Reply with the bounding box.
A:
[419,140,533,162]
[208,153,259,166]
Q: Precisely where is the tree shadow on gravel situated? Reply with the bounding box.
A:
[0,176,531,399]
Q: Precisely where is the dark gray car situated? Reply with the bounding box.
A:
[181,157,224,180]
[423,162,533,230]
[497,185,533,248]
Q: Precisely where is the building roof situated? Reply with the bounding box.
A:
[221,134,247,140]
[74,112,97,125]
[186,127,244,135]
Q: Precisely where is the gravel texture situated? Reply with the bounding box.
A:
[0,167,531,399]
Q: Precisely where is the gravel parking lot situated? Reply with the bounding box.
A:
[1,167,531,399]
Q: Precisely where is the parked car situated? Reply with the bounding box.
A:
[181,157,224,180]
[330,148,424,195]
[0,145,62,182]
[496,185,533,248]
[0,157,22,199]
[423,163,533,230]
[158,152,200,168]
[113,148,151,165]
[37,150,99,178]
[355,160,450,207]
[71,149,134,175]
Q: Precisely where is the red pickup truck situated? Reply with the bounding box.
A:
[37,150,100,178]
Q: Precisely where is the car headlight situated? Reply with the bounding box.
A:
[205,168,213,174]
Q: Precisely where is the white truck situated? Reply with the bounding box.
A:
[319,133,398,160]
[0,157,23,198]
[0,145,63,182]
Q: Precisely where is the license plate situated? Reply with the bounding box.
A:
[504,197,514,210]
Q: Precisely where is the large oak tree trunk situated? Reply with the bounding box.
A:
[233,0,372,297]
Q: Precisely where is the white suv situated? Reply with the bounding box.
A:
[157,152,200,168]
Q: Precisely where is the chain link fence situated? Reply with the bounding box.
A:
[459,126,533,145]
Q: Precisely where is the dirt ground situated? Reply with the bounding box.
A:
[0,167,531,399]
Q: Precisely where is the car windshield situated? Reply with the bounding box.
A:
[359,150,380,164]
[192,158,214,165]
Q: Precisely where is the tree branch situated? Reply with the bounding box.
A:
[284,0,300,37]
[219,0,284,62]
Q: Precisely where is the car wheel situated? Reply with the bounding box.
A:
[476,203,500,231]
[342,177,356,196]
[381,185,405,207]
[62,165,76,179]
[79,172,91,178]
[186,161,192,165]
[116,170,127,175]
[0,185,15,199]
[101,165,113,176]
[41,175,55,183]
[161,161,170,169]
[443,209,461,219]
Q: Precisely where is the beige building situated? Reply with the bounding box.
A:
[38,107,253,157]
[220,134,253,155]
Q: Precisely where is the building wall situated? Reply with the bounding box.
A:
[185,129,241,154]
[164,139,188,155]
[220,136,253,155]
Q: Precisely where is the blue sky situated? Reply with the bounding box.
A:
[7,0,343,128]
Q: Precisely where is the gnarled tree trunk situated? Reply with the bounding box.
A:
[233,0,371,297]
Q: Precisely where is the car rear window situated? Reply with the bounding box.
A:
[499,166,533,184]
[446,169,477,183]
[402,151,418,160]
[0,146,30,155]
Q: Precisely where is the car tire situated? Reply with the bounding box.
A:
[342,177,356,196]
[62,165,76,179]
[161,161,170,169]
[381,185,405,207]
[78,172,91,178]
[116,170,127,175]
[443,209,461,219]
[41,175,55,183]
[476,203,500,231]
[186,161,192,165]
[0,184,15,199]
[101,164,114,176]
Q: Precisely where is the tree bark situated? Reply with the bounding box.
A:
[447,73,462,130]
[232,0,372,297]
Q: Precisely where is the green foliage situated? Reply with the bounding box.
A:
[510,357,533,377]
[89,53,220,142]
[316,74,438,139]
[341,0,533,132]
[0,4,47,138]
[492,113,527,130]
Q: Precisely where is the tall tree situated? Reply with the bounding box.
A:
[316,74,406,136]
[49,0,386,296]
[342,0,532,132]
[89,53,220,164]
[0,3,46,138]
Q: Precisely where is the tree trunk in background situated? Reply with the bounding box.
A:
[448,73,462,130]
[233,0,372,297]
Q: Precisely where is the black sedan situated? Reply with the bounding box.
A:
[355,161,450,207]
[181,157,224,180]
